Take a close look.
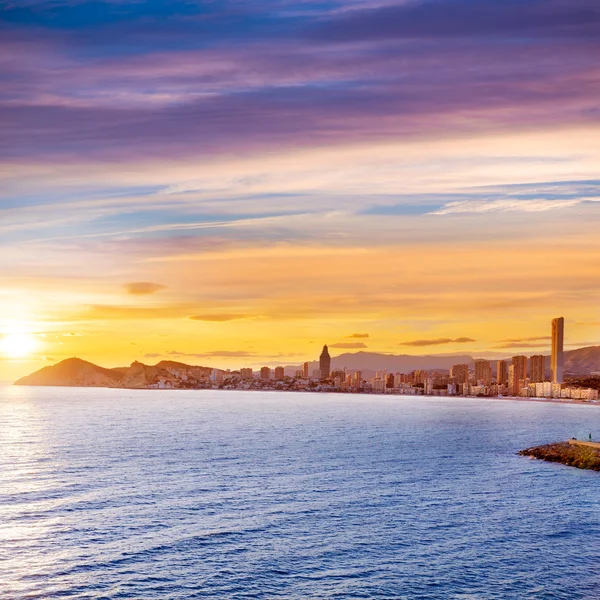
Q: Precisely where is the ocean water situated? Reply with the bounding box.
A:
[1,387,599,599]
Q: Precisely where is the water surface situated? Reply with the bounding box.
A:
[1,387,599,599]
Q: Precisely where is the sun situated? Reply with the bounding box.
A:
[0,332,38,358]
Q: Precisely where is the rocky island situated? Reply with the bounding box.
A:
[520,440,600,471]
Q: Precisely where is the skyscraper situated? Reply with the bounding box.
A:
[551,317,564,383]
[474,359,492,385]
[274,366,284,380]
[511,355,527,395]
[302,361,309,378]
[496,360,508,386]
[450,364,469,384]
[529,355,545,383]
[319,345,331,379]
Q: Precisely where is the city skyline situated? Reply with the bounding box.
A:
[0,309,596,381]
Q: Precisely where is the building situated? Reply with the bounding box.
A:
[302,362,309,378]
[551,316,564,383]
[260,366,271,380]
[412,369,427,385]
[274,366,285,380]
[474,359,492,385]
[319,345,331,379]
[496,360,508,386]
[450,364,469,385]
[353,371,362,388]
[511,355,527,395]
[529,355,545,383]
[240,368,253,379]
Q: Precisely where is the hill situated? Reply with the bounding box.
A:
[14,346,600,389]
[14,357,123,387]
[284,351,476,379]
[565,346,600,375]
[15,357,215,389]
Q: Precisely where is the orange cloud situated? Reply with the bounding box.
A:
[189,314,256,322]
[124,282,167,295]
[400,337,476,347]
[330,342,368,349]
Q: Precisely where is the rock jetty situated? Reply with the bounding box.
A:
[520,440,600,471]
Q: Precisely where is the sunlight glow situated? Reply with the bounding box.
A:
[0,332,39,359]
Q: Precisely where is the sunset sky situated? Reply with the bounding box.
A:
[1,0,599,380]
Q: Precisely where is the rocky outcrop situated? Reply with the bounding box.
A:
[520,442,600,471]
[14,357,122,387]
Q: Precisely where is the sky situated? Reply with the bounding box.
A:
[1,0,599,380]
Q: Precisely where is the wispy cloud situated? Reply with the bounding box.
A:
[346,333,369,338]
[400,337,475,347]
[499,336,551,343]
[124,281,167,295]
[430,199,581,215]
[493,342,549,349]
[166,350,257,358]
[330,342,368,349]
[189,314,257,322]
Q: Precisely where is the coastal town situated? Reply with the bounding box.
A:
[144,317,598,402]
[15,317,600,403]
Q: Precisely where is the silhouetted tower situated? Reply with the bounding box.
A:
[319,345,331,380]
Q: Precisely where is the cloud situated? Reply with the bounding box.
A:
[499,336,551,343]
[167,350,256,358]
[124,281,167,295]
[493,342,549,349]
[311,0,600,42]
[329,342,368,349]
[430,199,581,215]
[346,333,369,338]
[400,337,476,347]
[189,314,255,322]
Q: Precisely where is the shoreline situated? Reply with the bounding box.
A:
[6,383,600,406]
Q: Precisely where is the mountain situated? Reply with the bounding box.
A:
[284,351,476,379]
[14,346,600,388]
[14,357,123,387]
[565,346,600,375]
[15,358,215,388]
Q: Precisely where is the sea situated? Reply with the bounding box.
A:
[0,386,599,599]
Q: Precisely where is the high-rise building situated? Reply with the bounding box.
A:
[302,361,309,378]
[551,317,564,383]
[274,366,284,380]
[511,355,527,395]
[474,359,492,385]
[450,364,469,384]
[508,364,516,393]
[496,361,508,386]
[529,355,545,383]
[412,369,427,385]
[319,345,331,380]
[240,368,253,379]
[260,366,271,380]
[353,371,362,388]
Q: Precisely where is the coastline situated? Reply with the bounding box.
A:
[6,383,600,407]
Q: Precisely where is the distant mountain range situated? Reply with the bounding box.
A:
[14,346,600,388]
[286,347,600,379]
